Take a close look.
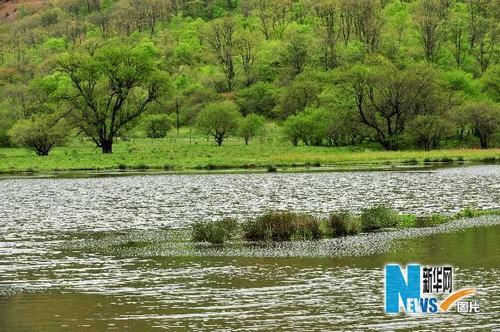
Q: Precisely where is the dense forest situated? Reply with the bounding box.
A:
[0,0,498,155]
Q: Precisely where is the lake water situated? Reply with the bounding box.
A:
[1,165,499,331]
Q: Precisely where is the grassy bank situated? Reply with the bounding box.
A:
[191,208,500,245]
[0,129,499,174]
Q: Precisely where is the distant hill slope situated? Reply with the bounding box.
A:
[0,0,45,22]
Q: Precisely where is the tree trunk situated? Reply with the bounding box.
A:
[176,100,180,135]
[380,139,397,151]
[101,139,113,154]
[35,147,50,156]
[214,132,224,146]
[480,135,488,149]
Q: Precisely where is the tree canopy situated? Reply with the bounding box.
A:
[0,0,498,152]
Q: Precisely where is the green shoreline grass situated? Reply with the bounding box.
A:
[0,134,499,174]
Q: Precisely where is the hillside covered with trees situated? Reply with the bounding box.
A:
[0,0,499,156]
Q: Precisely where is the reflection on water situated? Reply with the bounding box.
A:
[1,166,500,331]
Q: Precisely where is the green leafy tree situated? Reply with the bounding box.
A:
[314,0,340,70]
[406,114,453,150]
[481,64,500,102]
[203,17,237,92]
[313,107,365,146]
[239,114,265,145]
[337,58,444,150]
[282,24,311,78]
[466,0,498,73]
[282,109,321,146]
[235,29,261,87]
[58,42,169,153]
[448,3,469,68]
[196,101,242,146]
[144,114,171,138]
[8,115,68,156]
[412,0,449,62]
[278,75,321,117]
[236,82,278,117]
[460,101,500,149]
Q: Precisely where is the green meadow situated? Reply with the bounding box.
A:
[1,127,499,174]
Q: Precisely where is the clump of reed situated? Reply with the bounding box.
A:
[189,207,500,245]
[329,211,361,236]
[360,206,401,232]
[243,212,322,241]
[191,218,238,244]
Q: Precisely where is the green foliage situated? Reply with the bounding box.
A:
[455,207,483,219]
[281,23,312,78]
[278,76,321,117]
[459,102,500,149]
[293,214,323,240]
[455,208,500,219]
[481,65,500,102]
[191,218,238,245]
[361,206,401,232]
[329,212,361,237]
[281,107,363,147]
[243,212,322,242]
[417,214,451,227]
[144,114,171,139]
[8,115,68,156]
[281,110,318,146]
[337,59,444,150]
[0,131,9,147]
[0,0,499,154]
[196,101,242,146]
[239,114,265,145]
[57,40,170,153]
[398,214,418,228]
[406,114,453,150]
[236,82,278,117]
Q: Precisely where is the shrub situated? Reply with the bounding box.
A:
[361,206,400,232]
[243,212,322,241]
[144,114,171,138]
[191,218,238,244]
[8,115,68,156]
[239,114,265,145]
[329,212,361,236]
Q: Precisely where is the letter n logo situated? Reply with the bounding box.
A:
[385,264,421,313]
